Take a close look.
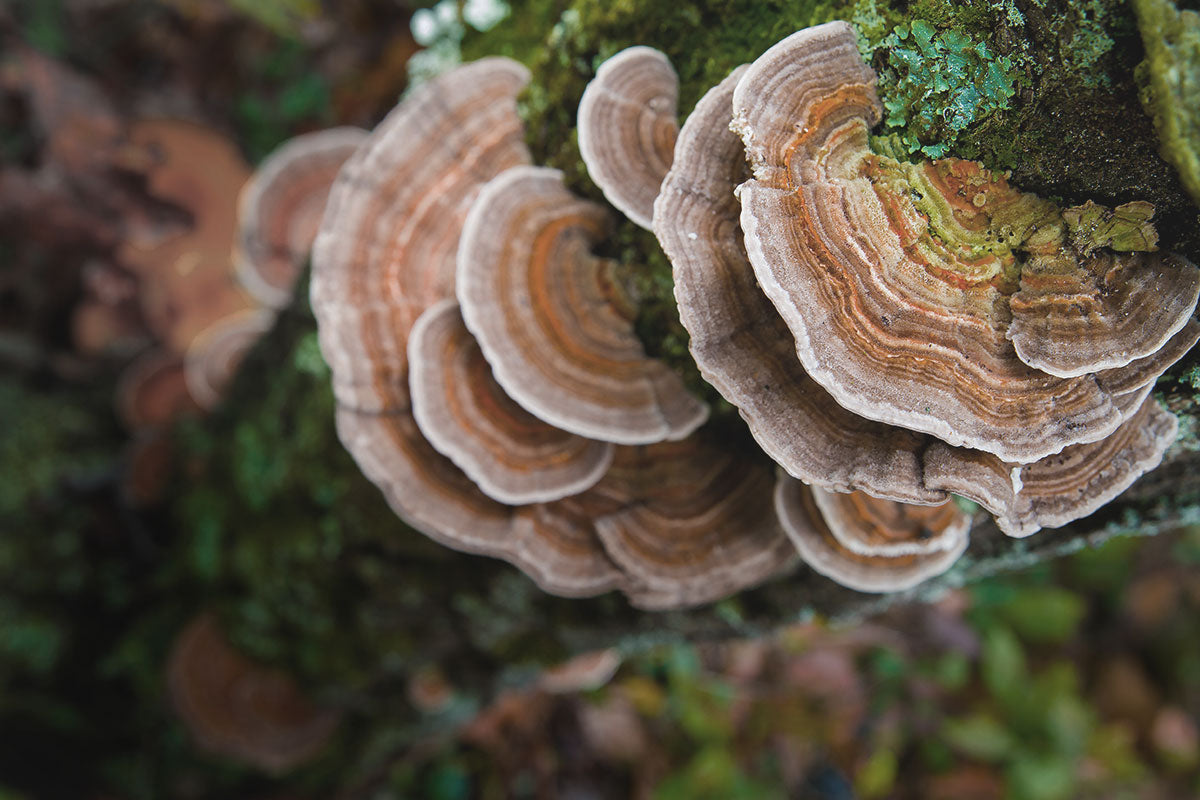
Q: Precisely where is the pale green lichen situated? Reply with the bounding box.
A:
[875,20,1018,158]
[1133,0,1200,207]
[1062,199,1160,254]
[1062,0,1117,88]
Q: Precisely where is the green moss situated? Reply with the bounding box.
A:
[1133,0,1200,206]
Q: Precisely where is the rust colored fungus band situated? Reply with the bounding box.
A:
[585,436,798,610]
[408,299,615,505]
[235,127,367,308]
[184,308,275,411]
[457,165,708,445]
[167,614,341,774]
[577,46,680,230]
[810,487,971,559]
[732,21,1200,463]
[657,63,945,505]
[775,476,969,594]
[924,396,1179,538]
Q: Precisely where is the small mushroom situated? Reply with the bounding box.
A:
[456,164,708,445]
[408,299,615,504]
[584,437,798,610]
[656,63,944,504]
[235,127,368,308]
[925,396,1180,537]
[539,648,623,694]
[167,614,340,773]
[810,486,971,558]
[730,21,1199,463]
[776,476,969,593]
[115,347,200,431]
[577,46,679,229]
[184,308,275,411]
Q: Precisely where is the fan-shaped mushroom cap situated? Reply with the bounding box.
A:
[184,308,275,410]
[118,119,254,352]
[776,476,969,593]
[312,60,628,599]
[334,409,625,598]
[235,127,368,308]
[584,438,797,609]
[925,396,1179,537]
[408,299,614,504]
[810,486,971,558]
[657,63,945,504]
[311,57,533,415]
[577,46,679,229]
[1095,319,1200,403]
[167,614,340,773]
[1008,249,1200,378]
[731,21,1197,463]
[115,348,200,431]
[457,165,708,445]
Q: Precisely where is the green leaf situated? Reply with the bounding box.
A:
[981,625,1027,704]
[941,713,1015,762]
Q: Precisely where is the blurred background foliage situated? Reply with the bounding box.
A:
[2,0,1200,798]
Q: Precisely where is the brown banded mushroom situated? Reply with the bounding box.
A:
[577,46,679,230]
[167,614,341,773]
[925,395,1180,537]
[408,299,615,504]
[456,165,708,445]
[184,308,275,411]
[731,21,1200,463]
[235,126,368,308]
[583,437,798,609]
[656,63,945,505]
[775,477,969,593]
[809,486,971,558]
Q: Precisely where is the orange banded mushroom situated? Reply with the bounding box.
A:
[577,46,679,230]
[657,63,945,504]
[776,477,969,593]
[167,614,340,773]
[457,165,708,445]
[235,126,368,308]
[731,21,1200,463]
[311,59,648,600]
[408,299,615,504]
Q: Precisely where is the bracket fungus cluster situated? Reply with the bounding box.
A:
[314,23,1198,602]
[654,21,1199,546]
[312,58,798,609]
